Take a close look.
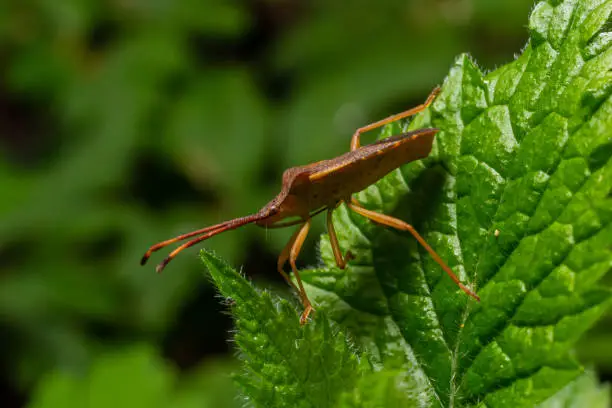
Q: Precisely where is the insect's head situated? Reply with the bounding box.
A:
[260,196,283,215]
[256,193,297,225]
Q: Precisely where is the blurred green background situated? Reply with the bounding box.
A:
[0,1,610,406]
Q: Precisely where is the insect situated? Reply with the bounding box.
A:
[141,87,480,325]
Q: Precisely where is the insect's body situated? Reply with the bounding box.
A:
[257,129,437,225]
[141,87,479,325]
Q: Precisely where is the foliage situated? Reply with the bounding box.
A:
[539,370,610,408]
[0,0,545,394]
[207,0,612,406]
[27,345,241,408]
[0,0,610,407]
[203,251,363,407]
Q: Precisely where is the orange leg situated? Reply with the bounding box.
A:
[350,86,441,151]
[290,219,314,324]
[278,218,314,324]
[347,200,479,301]
[277,226,303,294]
[326,207,354,269]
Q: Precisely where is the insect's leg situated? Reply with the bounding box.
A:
[326,207,354,269]
[277,225,303,294]
[350,86,440,151]
[346,201,480,301]
[287,218,314,325]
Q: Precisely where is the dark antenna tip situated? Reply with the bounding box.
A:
[140,253,151,266]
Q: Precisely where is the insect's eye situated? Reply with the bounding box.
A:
[264,204,277,215]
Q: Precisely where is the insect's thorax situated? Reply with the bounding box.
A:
[302,140,422,209]
[257,130,436,225]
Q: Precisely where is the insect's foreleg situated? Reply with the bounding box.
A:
[287,218,314,325]
[350,86,440,151]
[346,201,479,301]
[326,207,354,269]
[277,226,304,294]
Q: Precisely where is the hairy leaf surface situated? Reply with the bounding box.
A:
[208,1,612,406]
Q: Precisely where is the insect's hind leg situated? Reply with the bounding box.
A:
[350,86,440,151]
[347,199,479,301]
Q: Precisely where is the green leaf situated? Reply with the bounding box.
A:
[209,0,612,407]
[28,345,175,408]
[538,370,610,408]
[303,0,612,406]
[201,250,362,408]
[337,369,425,407]
[27,345,242,408]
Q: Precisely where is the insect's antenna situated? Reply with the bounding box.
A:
[153,214,264,273]
[141,223,232,265]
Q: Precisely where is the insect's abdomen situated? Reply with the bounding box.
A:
[299,129,437,210]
